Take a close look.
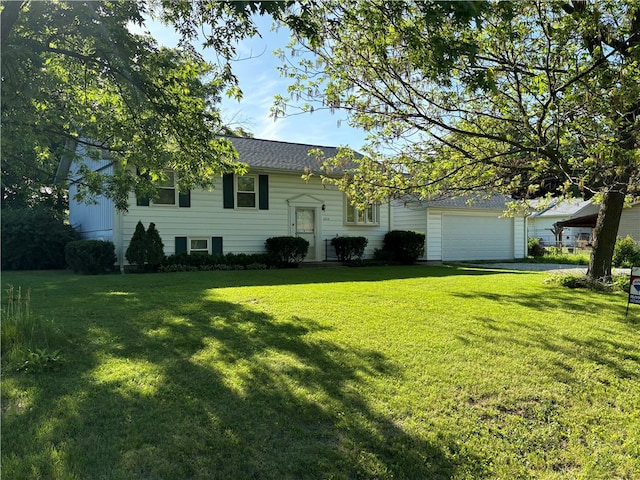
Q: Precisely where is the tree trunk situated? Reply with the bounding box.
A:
[587,190,626,281]
[0,1,26,46]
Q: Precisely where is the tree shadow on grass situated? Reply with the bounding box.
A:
[2,286,490,479]
[451,286,628,320]
[2,263,526,294]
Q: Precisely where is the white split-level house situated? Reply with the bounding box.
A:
[392,195,528,262]
[69,137,393,266]
[69,136,533,266]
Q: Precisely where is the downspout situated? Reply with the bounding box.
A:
[118,208,125,273]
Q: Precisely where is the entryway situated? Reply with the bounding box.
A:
[295,207,316,261]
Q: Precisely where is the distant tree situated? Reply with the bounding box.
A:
[1,1,286,210]
[1,206,77,270]
[126,221,147,271]
[145,223,165,271]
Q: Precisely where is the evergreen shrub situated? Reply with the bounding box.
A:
[126,221,148,270]
[378,230,425,264]
[125,221,166,272]
[264,236,309,267]
[65,240,116,274]
[331,236,368,263]
[145,223,165,270]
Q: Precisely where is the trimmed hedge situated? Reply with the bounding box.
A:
[265,236,309,267]
[65,240,116,274]
[161,252,271,271]
[1,207,78,270]
[331,236,368,263]
[378,230,425,264]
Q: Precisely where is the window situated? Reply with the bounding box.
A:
[224,173,268,210]
[189,238,209,254]
[345,200,379,225]
[236,176,256,208]
[154,171,176,205]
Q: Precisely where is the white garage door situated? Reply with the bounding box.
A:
[442,214,513,261]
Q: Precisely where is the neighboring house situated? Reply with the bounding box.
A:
[527,199,599,247]
[392,195,528,261]
[69,137,392,266]
[617,202,640,242]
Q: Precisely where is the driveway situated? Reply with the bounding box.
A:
[467,262,627,275]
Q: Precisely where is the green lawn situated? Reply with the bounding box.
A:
[2,266,639,479]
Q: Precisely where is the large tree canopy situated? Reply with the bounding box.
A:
[1,0,285,210]
[276,0,640,280]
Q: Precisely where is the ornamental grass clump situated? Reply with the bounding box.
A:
[1,285,63,371]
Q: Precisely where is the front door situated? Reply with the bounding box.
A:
[295,207,316,261]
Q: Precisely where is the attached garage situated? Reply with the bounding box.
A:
[393,195,528,262]
[441,212,514,261]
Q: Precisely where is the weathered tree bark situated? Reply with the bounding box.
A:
[587,189,626,281]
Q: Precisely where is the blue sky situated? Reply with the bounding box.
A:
[137,15,368,150]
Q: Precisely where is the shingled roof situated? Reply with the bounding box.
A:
[422,194,514,210]
[225,136,358,173]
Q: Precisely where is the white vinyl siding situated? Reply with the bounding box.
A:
[513,217,526,259]
[426,211,442,261]
[617,204,640,241]
[119,172,391,261]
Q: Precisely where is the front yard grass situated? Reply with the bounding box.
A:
[2,265,639,479]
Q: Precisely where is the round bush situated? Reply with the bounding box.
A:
[65,240,116,274]
[381,230,425,264]
[612,235,640,268]
[265,236,309,266]
[331,236,368,263]
[528,238,546,257]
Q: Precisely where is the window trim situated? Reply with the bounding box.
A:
[344,199,380,226]
[188,237,210,254]
[151,170,178,207]
[235,175,257,209]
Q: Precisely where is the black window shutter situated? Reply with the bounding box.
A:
[223,174,234,209]
[258,175,269,210]
[175,237,187,254]
[211,237,223,255]
[135,168,150,206]
[179,190,191,207]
